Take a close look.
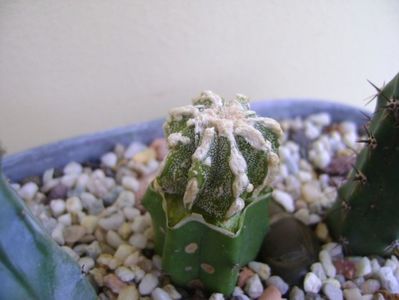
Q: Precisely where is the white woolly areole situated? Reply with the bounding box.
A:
[183,178,199,210]
[234,120,272,152]
[192,127,215,161]
[225,197,245,218]
[194,90,224,107]
[167,132,191,147]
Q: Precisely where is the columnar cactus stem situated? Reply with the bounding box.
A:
[143,91,282,294]
[327,73,399,256]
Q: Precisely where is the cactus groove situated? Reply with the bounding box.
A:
[143,91,282,294]
[326,73,399,256]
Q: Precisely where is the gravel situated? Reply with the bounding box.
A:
[14,113,399,299]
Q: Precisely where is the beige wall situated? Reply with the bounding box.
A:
[1,1,399,154]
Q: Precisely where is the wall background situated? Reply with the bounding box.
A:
[1,0,399,154]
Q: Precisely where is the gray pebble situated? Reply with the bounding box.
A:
[310,263,326,281]
[377,266,399,293]
[63,225,86,244]
[360,279,381,294]
[98,213,124,231]
[266,275,289,295]
[139,273,159,295]
[343,288,362,300]
[289,286,305,300]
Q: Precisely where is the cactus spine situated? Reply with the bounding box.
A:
[327,73,399,256]
[143,91,282,294]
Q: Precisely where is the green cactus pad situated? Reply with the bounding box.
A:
[327,73,399,256]
[143,91,283,294]
[0,151,96,300]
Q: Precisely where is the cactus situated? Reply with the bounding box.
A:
[0,148,96,300]
[327,73,399,256]
[143,91,283,294]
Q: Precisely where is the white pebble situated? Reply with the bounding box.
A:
[58,213,72,226]
[80,215,98,234]
[122,176,140,192]
[163,284,182,300]
[115,266,135,282]
[152,288,172,300]
[139,273,159,295]
[311,263,326,281]
[123,207,141,221]
[319,249,336,278]
[307,113,331,127]
[19,182,39,200]
[152,255,162,270]
[101,152,118,168]
[248,261,271,281]
[315,223,329,241]
[106,230,124,249]
[115,191,135,208]
[124,142,147,159]
[114,244,136,261]
[50,199,66,217]
[61,174,78,188]
[65,197,82,213]
[294,208,310,225]
[355,257,372,277]
[343,288,362,300]
[131,265,145,281]
[63,161,83,175]
[97,253,121,270]
[244,274,263,299]
[51,223,65,245]
[131,215,150,233]
[377,266,399,293]
[76,173,90,190]
[129,233,148,249]
[266,275,289,295]
[117,285,139,300]
[305,122,321,139]
[98,213,124,231]
[124,252,140,267]
[209,293,224,300]
[303,272,322,293]
[79,256,95,273]
[272,190,295,212]
[322,282,343,300]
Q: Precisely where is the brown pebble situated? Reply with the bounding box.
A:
[259,285,282,300]
[238,267,255,288]
[48,183,68,201]
[104,274,127,294]
[150,138,168,161]
[333,259,356,279]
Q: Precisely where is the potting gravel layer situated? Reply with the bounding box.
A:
[11,112,399,300]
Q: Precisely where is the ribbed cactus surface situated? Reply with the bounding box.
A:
[0,150,96,299]
[143,91,282,294]
[327,73,399,256]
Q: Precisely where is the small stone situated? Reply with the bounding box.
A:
[131,265,145,281]
[301,183,322,204]
[133,148,156,164]
[259,285,282,300]
[315,223,329,241]
[248,261,271,281]
[75,173,90,190]
[117,285,139,300]
[139,273,159,295]
[303,272,322,293]
[319,249,336,278]
[103,273,126,294]
[244,274,263,299]
[343,288,362,300]
[238,267,255,288]
[63,162,83,175]
[124,252,140,267]
[333,259,356,279]
[152,255,162,270]
[115,191,135,208]
[106,230,124,249]
[152,288,173,300]
[49,199,66,217]
[51,223,65,245]
[61,174,78,188]
[97,253,121,270]
[122,176,140,192]
[355,257,372,277]
[307,113,331,127]
[209,293,224,300]
[310,263,326,281]
[324,155,355,176]
[103,187,122,206]
[163,284,182,300]
[63,225,86,244]
[304,122,321,139]
[131,215,150,233]
[115,266,135,282]
[124,142,147,159]
[266,276,289,295]
[48,183,68,200]
[118,222,132,240]
[360,279,381,294]
[19,182,39,200]
[150,138,168,161]
[377,266,399,293]
[123,207,141,221]
[58,213,72,226]
[65,197,83,213]
[101,152,118,168]
[322,282,343,300]
[78,256,95,273]
[289,286,305,300]
[86,240,101,259]
[98,213,124,231]
[272,190,295,212]
[80,215,98,234]
[129,233,147,249]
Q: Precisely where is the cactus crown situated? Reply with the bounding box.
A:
[154,91,283,230]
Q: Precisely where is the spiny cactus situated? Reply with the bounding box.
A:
[327,73,399,256]
[143,91,282,294]
[0,148,96,299]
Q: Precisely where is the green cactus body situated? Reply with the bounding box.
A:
[0,150,96,299]
[143,91,282,294]
[327,73,399,256]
